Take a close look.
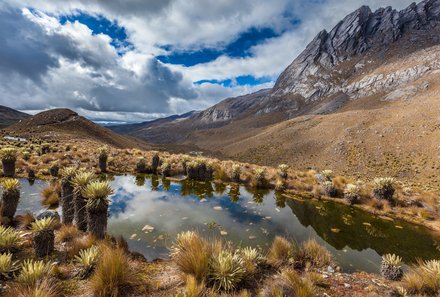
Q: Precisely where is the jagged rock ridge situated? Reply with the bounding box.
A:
[272,0,440,102]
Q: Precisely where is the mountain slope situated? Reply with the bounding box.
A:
[111,0,440,186]
[4,109,147,149]
[0,105,30,128]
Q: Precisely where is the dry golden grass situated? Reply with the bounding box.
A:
[4,278,59,297]
[56,225,79,243]
[89,244,143,297]
[266,236,295,267]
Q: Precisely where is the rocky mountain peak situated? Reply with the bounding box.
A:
[271,0,440,102]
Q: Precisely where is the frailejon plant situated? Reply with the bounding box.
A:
[240,247,262,275]
[209,250,245,292]
[98,146,108,173]
[74,245,99,278]
[278,164,289,179]
[1,178,20,220]
[0,147,17,177]
[231,164,241,182]
[60,167,77,224]
[344,184,360,205]
[373,177,395,201]
[49,162,59,177]
[17,259,54,284]
[31,217,57,257]
[0,252,19,280]
[321,170,334,182]
[136,157,147,173]
[161,161,171,177]
[254,168,266,188]
[72,171,95,232]
[0,225,21,253]
[83,181,114,239]
[152,152,160,173]
[322,181,338,197]
[381,254,403,281]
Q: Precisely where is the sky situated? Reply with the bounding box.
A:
[0,0,415,124]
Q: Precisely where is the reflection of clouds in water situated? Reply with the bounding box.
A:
[18,176,439,274]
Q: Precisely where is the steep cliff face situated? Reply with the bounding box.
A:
[271,0,440,103]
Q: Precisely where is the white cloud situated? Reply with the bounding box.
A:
[0,0,418,122]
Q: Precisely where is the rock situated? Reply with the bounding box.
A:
[36,210,60,221]
[142,225,155,233]
[130,234,137,239]
[344,283,352,289]
[327,266,335,273]
[213,206,223,211]
[220,230,228,236]
[271,0,440,104]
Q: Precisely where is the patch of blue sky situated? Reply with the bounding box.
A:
[195,75,273,87]
[157,27,281,67]
[59,12,133,52]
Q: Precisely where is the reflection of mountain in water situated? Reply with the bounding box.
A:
[286,198,440,263]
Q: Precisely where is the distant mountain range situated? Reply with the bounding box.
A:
[110,0,440,186]
[0,105,30,128]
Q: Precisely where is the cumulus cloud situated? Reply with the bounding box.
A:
[0,0,417,122]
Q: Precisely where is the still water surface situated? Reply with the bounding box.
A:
[15,175,440,273]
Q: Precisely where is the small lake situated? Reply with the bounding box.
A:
[14,175,440,273]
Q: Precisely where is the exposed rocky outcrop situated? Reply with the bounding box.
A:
[272,0,440,103]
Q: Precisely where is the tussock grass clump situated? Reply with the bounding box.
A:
[17,212,36,230]
[297,239,332,268]
[267,236,295,267]
[381,254,403,281]
[152,152,160,173]
[75,245,99,278]
[31,217,57,257]
[278,268,314,297]
[56,224,79,243]
[89,244,141,296]
[67,234,96,258]
[4,278,59,297]
[0,225,21,253]
[0,252,19,280]
[186,159,214,181]
[373,177,395,201]
[1,178,20,220]
[171,231,212,282]
[17,259,54,284]
[41,182,60,207]
[344,184,360,205]
[275,180,286,191]
[209,250,245,291]
[404,259,440,295]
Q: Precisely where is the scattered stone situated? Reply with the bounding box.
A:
[36,210,60,221]
[213,206,222,211]
[130,234,137,239]
[220,231,228,236]
[142,225,155,233]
